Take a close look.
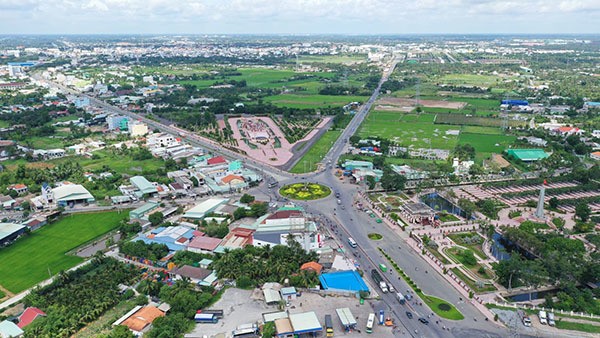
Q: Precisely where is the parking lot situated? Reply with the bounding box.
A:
[187,287,395,338]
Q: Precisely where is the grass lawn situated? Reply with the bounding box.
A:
[73,299,137,338]
[458,132,516,154]
[50,150,166,175]
[438,74,501,88]
[451,267,497,293]
[0,289,5,299]
[555,320,600,334]
[0,211,128,294]
[438,212,460,222]
[447,233,487,259]
[428,247,451,265]
[290,130,341,173]
[359,111,458,149]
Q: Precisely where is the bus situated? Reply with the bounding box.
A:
[366,313,375,333]
[348,237,357,248]
[325,314,334,337]
[232,323,259,337]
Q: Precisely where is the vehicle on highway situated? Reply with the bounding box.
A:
[366,313,375,334]
[396,292,406,304]
[337,199,342,205]
[347,237,357,248]
[406,311,413,319]
[418,317,429,324]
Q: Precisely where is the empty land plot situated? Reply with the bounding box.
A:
[359,111,458,149]
[0,211,127,294]
[449,97,500,110]
[377,97,467,109]
[435,113,526,128]
[290,129,341,173]
[461,126,504,135]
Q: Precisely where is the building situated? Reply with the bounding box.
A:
[215,227,254,253]
[207,156,227,166]
[183,198,229,220]
[591,152,600,161]
[22,217,47,232]
[7,61,36,78]
[342,160,373,171]
[133,225,195,252]
[319,270,369,294]
[0,223,26,246]
[263,286,282,306]
[452,158,474,176]
[171,265,215,285]
[0,320,23,337]
[129,121,149,137]
[252,206,322,251]
[553,126,583,137]
[17,307,46,329]
[113,305,165,336]
[129,202,159,220]
[280,287,297,301]
[300,261,323,275]
[506,149,550,162]
[7,184,28,195]
[130,176,158,197]
[401,202,436,224]
[107,115,129,131]
[275,312,322,338]
[187,236,222,254]
[50,184,95,206]
[0,82,26,90]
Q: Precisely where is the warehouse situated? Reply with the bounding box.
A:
[275,312,322,337]
[183,198,229,220]
[506,149,549,162]
[130,176,158,197]
[0,222,26,246]
[319,270,369,294]
[51,184,95,206]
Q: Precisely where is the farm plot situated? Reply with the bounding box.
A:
[359,111,459,149]
[0,211,127,294]
[263,94,368,109]
[435,113,526,128]
[375,97,467,110]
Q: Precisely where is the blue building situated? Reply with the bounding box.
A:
[501,99,529,106]
[74,97,90,108]
[319,270,369,294]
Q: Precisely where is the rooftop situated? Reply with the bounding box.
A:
[52,184,94,202]
[188,236,222,251]
[173,265,212,281]
[122,306,165,332]
[0,223,26,242]
[130,176,158,194]
[319,270,369,293]
[18,307,46,328]
[289,311,322,334]
[506,148,549,161]
[183,198,228,219]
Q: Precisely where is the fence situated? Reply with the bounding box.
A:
[491,301,600,320]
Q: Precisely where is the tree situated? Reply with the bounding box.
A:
[365,175,376,190]
[460,250,477,266]
[250,202,268,217]
[575,202,591,222]
[380,167,406,191]
[240,193,255,204]
[494,254,524,290]
[548,197,559,209]
[108,325,136,338]
[233,207,247,220]
[148,211,164,226]
[372,156,385,169]
[458,198,477,219]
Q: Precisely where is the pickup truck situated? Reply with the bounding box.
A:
[379,281,389,293]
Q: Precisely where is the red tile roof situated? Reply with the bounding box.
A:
[264,210,303,222]
[300,262,323,274]
[18,307,46,328]
[188,236,222,251]
[207,156,226,165]
[222,174,244,184]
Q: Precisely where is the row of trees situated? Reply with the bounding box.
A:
[23,257,139,338]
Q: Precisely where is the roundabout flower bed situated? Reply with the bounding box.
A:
[279,183,331,200]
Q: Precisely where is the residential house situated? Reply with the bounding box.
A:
[17,307,46,329]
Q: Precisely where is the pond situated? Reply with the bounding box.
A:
[420,192,473,219]
[490,232,538,261]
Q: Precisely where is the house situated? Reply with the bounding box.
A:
[129,202,159,220]
[553,126,583,137]
[171,265,213,284]
[0,320,23,337]
[113,305,165,336]
[300,262,323,275]
[252,206,322,251]
[7,184,28,195]
[17,307,46,329]
[280,287,297,301]
[215,227,254,253]
[591,151,600,161]
[0,195,16,210]
[207,156,227,166]
[132,225,195,252]
[187,236,222,254]
[221,174,245,186]
[22,217,47,231]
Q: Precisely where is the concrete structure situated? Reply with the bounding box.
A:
[183,198,229,220]
[0,223,27,246]
[319,270,369,294]
[171,265,214,284]
[132,225,195,252]
[7,184,28,195]
[342,160,373,171]
[391,165,429,180]
[129,121,149,137]
[251,206,322,251]
[263,287,282,305]
[187,236,222,254]
[535,182,546,220]
[107,115,129,131]
[280,287,297,301]
[506,149,549,162]
[402,202,435,224]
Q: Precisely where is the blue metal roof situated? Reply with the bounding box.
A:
[319,270,369,293]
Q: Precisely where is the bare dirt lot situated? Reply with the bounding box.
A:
[187,287,395,338]
[376,97,467,110]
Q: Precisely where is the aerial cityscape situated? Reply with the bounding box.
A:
[0,2,599,338]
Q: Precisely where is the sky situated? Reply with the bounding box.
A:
[1,0,599,35]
